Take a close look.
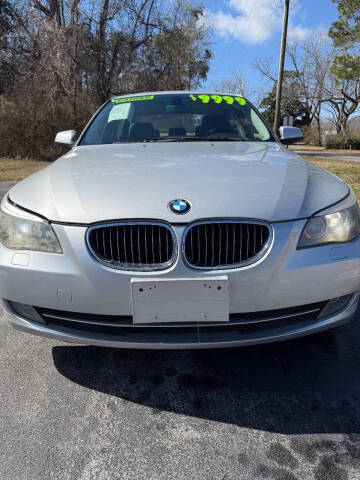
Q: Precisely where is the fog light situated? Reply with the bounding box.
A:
[317,294,353,319]
[8,301,45,324]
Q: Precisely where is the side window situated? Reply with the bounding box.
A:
[80,104,111,145]
[81,102,133,145]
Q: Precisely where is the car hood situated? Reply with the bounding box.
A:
[9,142,349,224]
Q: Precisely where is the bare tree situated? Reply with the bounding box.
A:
[129,2,211,92]
[286,34,334,144]
[255,32,335,144]
[323,77,360,134]
[0,0,212,159]
[212,70,253,98]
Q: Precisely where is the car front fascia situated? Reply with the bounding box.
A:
[1,215,360,348]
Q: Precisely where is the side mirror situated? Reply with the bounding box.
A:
[279,126,303,145]
[55,130,77,148]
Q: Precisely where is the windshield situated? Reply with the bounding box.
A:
[79,93,275,145]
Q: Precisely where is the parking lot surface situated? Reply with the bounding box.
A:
[294,150,360,162]
[1,182,360,479]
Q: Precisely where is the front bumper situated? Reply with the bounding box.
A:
[3,293,359,349]
[1,220,360,349]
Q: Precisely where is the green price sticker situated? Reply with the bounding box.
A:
[189,94,246,106]
[235,97,246,105]
[112,95,154,104]
[198,94,210,103]
[211,95,223,104]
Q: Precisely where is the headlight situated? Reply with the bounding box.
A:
[297,203,360,249]
[0,199,62,253]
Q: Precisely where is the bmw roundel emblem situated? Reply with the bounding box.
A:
[169,199,191,215]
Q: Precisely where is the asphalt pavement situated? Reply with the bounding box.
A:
[294,149,360,162]
[0,181,17,198]
[1,179,360,480]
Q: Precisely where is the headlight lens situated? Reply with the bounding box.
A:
[0,208,62,253]
[297,204,360,249]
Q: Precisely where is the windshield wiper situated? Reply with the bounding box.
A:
[114,138,178,144]
[176,136,246,142]
[144,138,179,142]
[113,136,247,144]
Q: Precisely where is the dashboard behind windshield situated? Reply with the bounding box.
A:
[79,93,275,145]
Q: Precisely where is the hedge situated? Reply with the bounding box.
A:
[325,135,360,150]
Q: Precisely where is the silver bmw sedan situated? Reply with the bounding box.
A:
[1,91,360,349]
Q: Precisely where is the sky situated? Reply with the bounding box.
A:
[203,0,339,95]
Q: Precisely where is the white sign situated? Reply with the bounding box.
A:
[108,103,131,122]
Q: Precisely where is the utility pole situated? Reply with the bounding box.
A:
[274,0,290,135]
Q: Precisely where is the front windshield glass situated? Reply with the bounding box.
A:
[79,93,274,145]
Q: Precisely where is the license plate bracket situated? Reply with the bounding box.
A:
[131,277,229,324]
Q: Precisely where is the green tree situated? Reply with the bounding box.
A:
[259,72,311,129]
[328,1,360,133]
[329,0,360,79]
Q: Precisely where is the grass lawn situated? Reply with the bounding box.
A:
[289,145,324,151]
[0,158,48,182]
[304,156,360,201]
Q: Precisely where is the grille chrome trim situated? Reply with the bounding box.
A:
[182,220,273,270]
[86,221,177,271]
[37,305,323,328]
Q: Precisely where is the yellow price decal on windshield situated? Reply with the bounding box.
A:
[112,95,154,104]
[190,94,246,106]
[235,97,246,105]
